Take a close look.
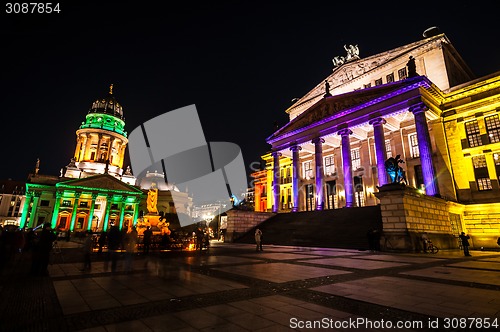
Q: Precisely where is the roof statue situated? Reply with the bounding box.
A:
[323,80,332,97]
[407,56,418,77]
[332,44,360,68]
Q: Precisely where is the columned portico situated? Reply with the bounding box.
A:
[410,103,439,196]
[339,129,354,207]
[290,144,302,212]
[312,137,325,210]
[369,117,389,186]
[272,151,281,213]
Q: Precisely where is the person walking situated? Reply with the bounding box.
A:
[255,228,263,252]
[124,226,138,273]
[106,224,122,272]
[459,232,471,256]
[81,230,93,272]
[143,226,153,255]
[31,223,57,276]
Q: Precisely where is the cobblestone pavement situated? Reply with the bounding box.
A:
[1,241,500,332]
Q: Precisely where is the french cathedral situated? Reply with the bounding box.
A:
[18,85,192,234]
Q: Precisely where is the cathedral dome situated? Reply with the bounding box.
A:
[139,170,180,192]
[88,84,124,120]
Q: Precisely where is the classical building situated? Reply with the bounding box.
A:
[0,179,27,226]
[252,29,500,248]
[19,86,192,233]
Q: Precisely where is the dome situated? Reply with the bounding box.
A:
[138,170,180,192]
[88,84,124,120]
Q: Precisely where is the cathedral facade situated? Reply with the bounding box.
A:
[19,86,192,233]
[252,30,500,248]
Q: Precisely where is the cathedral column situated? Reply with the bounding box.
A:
[51,191,63,228]
[272,151,281,213]
[312,137,325,210]
[339,129,354,207]
[107,137,115,164]
[119,197,126,229]
[20,192,33,228]
[69,192,81,231]
[410,103,439,196]
[87,193,98,231]
[84,133,92,161]
[369,117,389,186]
[103,194,113,231]
[133,200,140,226]
[290,144,302,212]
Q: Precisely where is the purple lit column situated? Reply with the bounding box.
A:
[272,151,281,213]
[290,144,302,212]
[338,129,354,207]
[312,137,325,210]
[410,103,439,196]
[369,117,389,186]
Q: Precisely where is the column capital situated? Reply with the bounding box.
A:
[337,128,353,136]
[369,117,386,126]
[55,191,63,198]
[74,192,81,198]
[290,144,302,152]
[271,150,282,158]
[311,137,325,145]
[409,103,427,115]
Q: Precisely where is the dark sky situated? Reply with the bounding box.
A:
[1,1,499,184]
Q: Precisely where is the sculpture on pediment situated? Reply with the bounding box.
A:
[407,56,418,77]
[332,56,345,67]
[344,44,360,62]
[384,155,407,185]
[323,80,332,97]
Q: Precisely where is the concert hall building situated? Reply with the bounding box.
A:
[252,29,500,249]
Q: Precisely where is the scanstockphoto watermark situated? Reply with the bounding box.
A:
[289,317,499,330]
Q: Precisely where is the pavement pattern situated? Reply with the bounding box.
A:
[1,240,500,332]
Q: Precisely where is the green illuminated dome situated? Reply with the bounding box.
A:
[88,84,124,120]
[79,84,127,137]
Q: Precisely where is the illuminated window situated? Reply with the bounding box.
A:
[385,140,392,158]
[364,83,371,89]
[485,114,500,143]
[386,73,395,83]
[303,161,313,179]
[62,200,71,207]
[465,120,482,147]
[409,133,419,158]
[375,78,382,86]
[472,155,492,190]
[351,149,361,170]
[324,155,335,175]
[398,68,407,80]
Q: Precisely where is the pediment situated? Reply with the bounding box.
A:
[270,81,412,140]
[288,34,448,113]
[57,173,142,193]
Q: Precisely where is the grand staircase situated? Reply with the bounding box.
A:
[234,206,382,250]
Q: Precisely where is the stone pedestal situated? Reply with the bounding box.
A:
[375,183,455,252]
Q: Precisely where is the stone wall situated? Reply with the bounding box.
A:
[461,203,500,249]
[225,210,276,242]
[375,183,456,252]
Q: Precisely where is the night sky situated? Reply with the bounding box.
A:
[1,1,499,184]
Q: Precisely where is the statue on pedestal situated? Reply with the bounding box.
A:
[384,155,407,185]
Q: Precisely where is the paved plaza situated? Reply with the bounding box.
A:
[1,241,500,331]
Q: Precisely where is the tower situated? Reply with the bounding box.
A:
[63,84,136,185]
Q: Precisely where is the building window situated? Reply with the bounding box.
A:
[398,68,407,80]
[324,155,335,175]
[409,133,420,158]
[303,161,313,179]
[375,78,383,86]
[351,149,361,170]
[465,120,482,147]
[494,153,500,182]
[472,155,492,190]
[385,140,392,158]
[485,114,500,144]
[40,200,50,207]
[79,201,88,208]
[386,73,395,83]
[364,83,371,89]
[58,216,67,229]
[62,200,71,207]
[354,176,365,207]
